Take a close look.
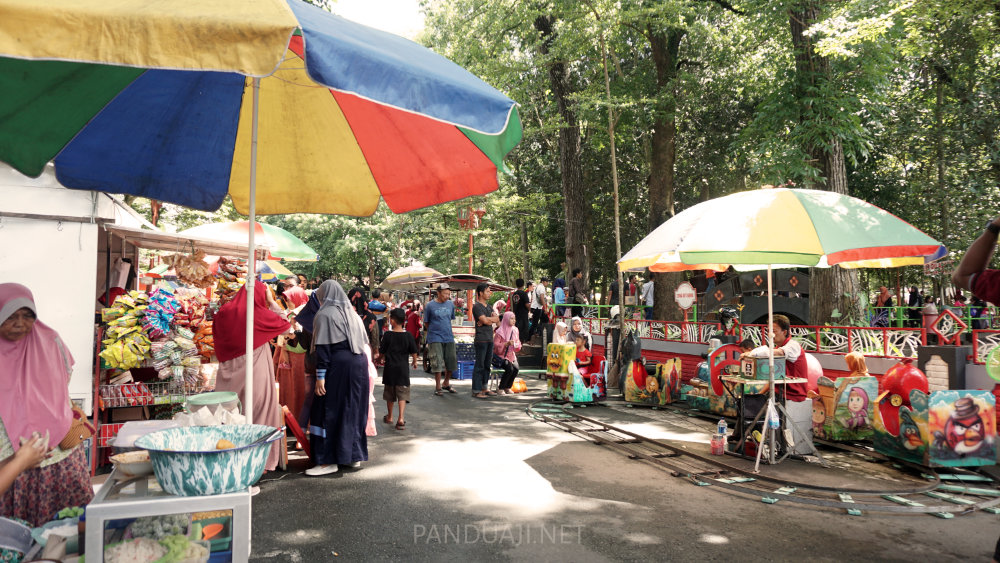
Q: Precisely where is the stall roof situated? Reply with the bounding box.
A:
[408,274,514,292]
[106,225,251,256]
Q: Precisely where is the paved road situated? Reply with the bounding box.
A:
[249,374,998,562]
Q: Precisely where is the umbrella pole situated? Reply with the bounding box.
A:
[754,264,776,472]
[245,77,261,424]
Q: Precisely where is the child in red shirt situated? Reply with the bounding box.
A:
[575,335,592,375]
[405,304,422,365]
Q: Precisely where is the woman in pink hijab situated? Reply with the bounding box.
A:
[492,311,522,395]
[0,283,93,526]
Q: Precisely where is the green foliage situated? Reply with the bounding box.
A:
[127,0,1000,316]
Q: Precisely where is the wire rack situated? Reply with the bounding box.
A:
[99,380,187,409]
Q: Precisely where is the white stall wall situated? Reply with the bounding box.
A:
[0,216,99,410]
[0,164,132,413]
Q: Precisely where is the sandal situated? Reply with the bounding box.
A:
[395,421,405,430]
[434,389,443,397]
[441,386,458,394]
[382,414,393,424]
[473,392,489,399]
[485,390,498,396]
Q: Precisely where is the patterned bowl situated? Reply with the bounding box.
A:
[134,425,282,496]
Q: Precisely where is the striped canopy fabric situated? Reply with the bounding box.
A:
[0,0,521,216]
[619,188,941,272]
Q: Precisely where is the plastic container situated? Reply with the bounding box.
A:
[717,418,727,437]
[0,517,33,561]
[30,517,81,552]
[109,450,154,478]
[185,392,241,415]
[454,361,475,380]
[195,516,231,552]
[134,425,281,496]
[110,420,181,452]
[710,434,725,455]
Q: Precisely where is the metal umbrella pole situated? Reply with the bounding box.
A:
[244,77,261,423]
[754,264,776,471]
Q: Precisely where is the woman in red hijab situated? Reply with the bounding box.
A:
[0,283,93,526]
[213,282,290,471]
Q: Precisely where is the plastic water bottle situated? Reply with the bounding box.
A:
[717,418,727,437]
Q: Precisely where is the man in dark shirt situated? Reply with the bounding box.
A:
[511,278,530,342]
[566,268,587,316]
[472,282,499,399]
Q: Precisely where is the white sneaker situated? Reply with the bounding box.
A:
[305,464,338,476]
[347,461,361,468]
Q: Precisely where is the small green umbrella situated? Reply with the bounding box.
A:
[180,221,317,261]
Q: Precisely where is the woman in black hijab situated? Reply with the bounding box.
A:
[306,281,371,477]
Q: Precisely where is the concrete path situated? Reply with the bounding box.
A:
[249,373,998,562]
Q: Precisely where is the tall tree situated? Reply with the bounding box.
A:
[534,11,592,292]
[786,1,862,323]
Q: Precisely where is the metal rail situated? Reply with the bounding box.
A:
[526,400,1000,517]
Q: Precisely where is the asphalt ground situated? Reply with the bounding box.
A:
[248,372,1000,562]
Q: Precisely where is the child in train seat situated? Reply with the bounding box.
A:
[575,335,593,380]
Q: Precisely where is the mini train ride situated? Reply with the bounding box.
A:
[603,332,997,469]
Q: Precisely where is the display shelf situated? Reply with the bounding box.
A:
[99,380,187,408]
[86,469,250,562]
[97,423,125,448]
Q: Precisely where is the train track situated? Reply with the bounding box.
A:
[526,400,1000,517]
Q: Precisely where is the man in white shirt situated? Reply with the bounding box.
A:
[739,314,814,455]
[640,278,654,320]
[527,277,549,341]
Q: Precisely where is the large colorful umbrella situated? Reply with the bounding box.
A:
[180,221,318,261]
[382,264,444,290]
[257,260,296,282]
[0,0,521,216]
[618,187,941,468]
[0,0,521,422]
[619,188,940,271]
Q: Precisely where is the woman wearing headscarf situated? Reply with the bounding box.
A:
[307,281,372,476]
[872,286,893,328]
[348,287,379,357]
[213,282,291,472]
[552,278,567,318]
[292,292,321,429]
[568,316,592,350]
[552,321,570,344]
[0,283,93,526]
[493,311,522,394]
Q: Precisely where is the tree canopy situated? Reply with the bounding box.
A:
[135,0,1000,316]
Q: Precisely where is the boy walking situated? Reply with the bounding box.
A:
[380,308,418,430]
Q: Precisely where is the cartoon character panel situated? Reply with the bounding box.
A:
[874,389,996,467]
[813,376,878,441]
[546,343,576,375]
[625,359,681,406]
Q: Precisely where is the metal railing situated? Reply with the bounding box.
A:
[866,304,995,330]
[972,329,1000,364]
[738,324,925,359]
[582,317,927,359]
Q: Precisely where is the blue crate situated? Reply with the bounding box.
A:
[453,361,475,380]
[456,343,476,361]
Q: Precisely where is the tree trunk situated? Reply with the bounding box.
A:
[534,14,591,291]
[789,1,862,325]
[647,25,686,320]
[520,219,531,280]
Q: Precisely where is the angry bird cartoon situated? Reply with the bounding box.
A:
[899,409,924,450]
[941,397,986,455]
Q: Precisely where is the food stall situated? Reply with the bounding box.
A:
[91,225,257,473]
